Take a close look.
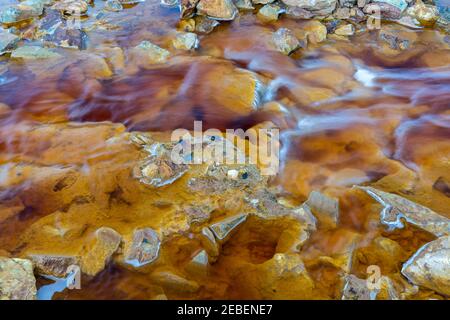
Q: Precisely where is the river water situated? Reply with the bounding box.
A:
[0,0,449,299]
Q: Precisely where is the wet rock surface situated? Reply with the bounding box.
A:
[0,257,37,300]
[0,0,449,301]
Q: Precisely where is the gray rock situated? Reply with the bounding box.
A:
[29,255,78,278]
[172,31,199,50]
[356,186,450,237]
[252,0,275,4]
[401,236,450,296]
[341,274,374,300]
[209,213,247,241]
[104,0,124,12]
[0,3,43,24]
[258,3,283,22]
[0,257,37,300]
[234,0,255,10]
[281,0,337,15]
[134,142,188,187]
[52,0,89,16]
[334,23,355,36]
[285,6,314,19]
[197,0,239,21]
[11,46,62,59]
[272,27,300,55]
[0,30,19,54]
[125,228,161,267]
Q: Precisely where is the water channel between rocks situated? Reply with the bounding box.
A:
[0,0,449,300]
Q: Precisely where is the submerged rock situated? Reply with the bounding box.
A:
[11,46,61,59]
[334,23,355,36]
[130,40,170,65]
[125,228,161,268]
[401,236,450,296]
[172,32,199,50]
[151,270,200,292]
[195,15,220,33]
[272,27,300,55]
[357,186,450,237]
[406,0,439,27]
[80,227,122,276]
[305,191,339,228]
[0,30,19,54]
[303,20,328,44]
[185,250,209,276]
[197,0,238,21]
[0,257,37,300]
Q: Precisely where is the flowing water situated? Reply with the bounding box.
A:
[0,0,449,299]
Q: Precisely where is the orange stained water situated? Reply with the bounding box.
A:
[0,0,449,300]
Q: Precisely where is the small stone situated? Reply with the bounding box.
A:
[104,0,124,12]
[120,0,145,4]
[178,18,196,32]
[197,0,238,21]
[334,23,355,36]
[180,0,200,19]
[339,0,356,7]
[29,255,78,278]
[365,0,407,19]
[209,213,247,241]
[356,186,450,237]
[131,40,170,65]
[52,0,89,16]
[281,0,337,15]
[401,236,450,296]
[125,228,161,268]
[342,274,374,300]
[80,227,122,276]
[303,20,327,44]
[272,28,300,55]
[134,142,188,187]
[305,191,339,228]
[0,257,37,300]
[11,46,61,59]
[195,15,220,33]
[0,30,19,54]
[406,0,439,27]
[185,250,209,276]
[172,32,199,50]
[234,0,254,10]
[257,4,282,22]
[285,6,315,19]
[227,169,239,180]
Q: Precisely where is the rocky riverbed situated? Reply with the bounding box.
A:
[0,0,449,300]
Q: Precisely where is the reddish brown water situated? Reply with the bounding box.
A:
[0,0,449,299]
